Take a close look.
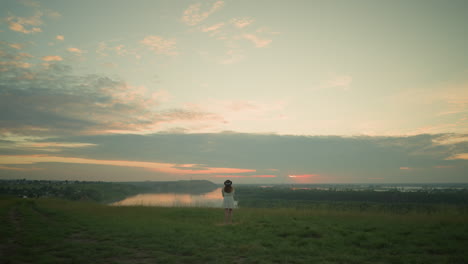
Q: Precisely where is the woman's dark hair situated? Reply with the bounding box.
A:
[224,180,233,193]
[224,180,232,186]
[224,185,233,193]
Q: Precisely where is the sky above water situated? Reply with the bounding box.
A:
[1,0,467,183]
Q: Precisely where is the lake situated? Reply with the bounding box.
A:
[112,187,224,208]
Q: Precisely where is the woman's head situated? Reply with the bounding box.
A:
[224,180,233,193]
[224,180,232,186]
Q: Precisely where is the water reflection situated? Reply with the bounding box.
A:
[112,188,223,208]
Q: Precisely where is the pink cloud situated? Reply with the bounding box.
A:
[56,35,64,41]
[182,1,224,26]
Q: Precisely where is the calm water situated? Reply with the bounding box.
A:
[112,188,223,207]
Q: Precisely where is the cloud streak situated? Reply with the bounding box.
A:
[201,22,225,32]
[0,155,255,175]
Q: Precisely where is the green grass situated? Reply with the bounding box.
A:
[1,198,468,264]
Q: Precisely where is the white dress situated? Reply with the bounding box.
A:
[222,188,235,209]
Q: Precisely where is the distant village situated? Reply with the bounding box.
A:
[0,179,219,201]
[0,179,105,200]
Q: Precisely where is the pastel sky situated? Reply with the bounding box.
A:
[1,0,467,183]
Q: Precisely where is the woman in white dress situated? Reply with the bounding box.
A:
[222,180,235,225]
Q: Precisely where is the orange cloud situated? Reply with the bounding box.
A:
[141,36,177,56]
[0,155,254,175]
[9,43,24,50]
[399,167,411,170]
[6,12,43,34]
[288,174,320,184]
[288,174,318,178]
[201,22,224,32]
[214,175,276,178]
[26,142,95,148]
[16,142,96,152]
[182,1,224,26]
[56,35,64,41]
[0,61,32,69]
[67,47,84,54]
[231,17,254,28]
[446,153,468,160]
[42,55,62,61]
[214,175,248,178]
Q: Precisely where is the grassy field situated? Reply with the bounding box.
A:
[1,197,467,264]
